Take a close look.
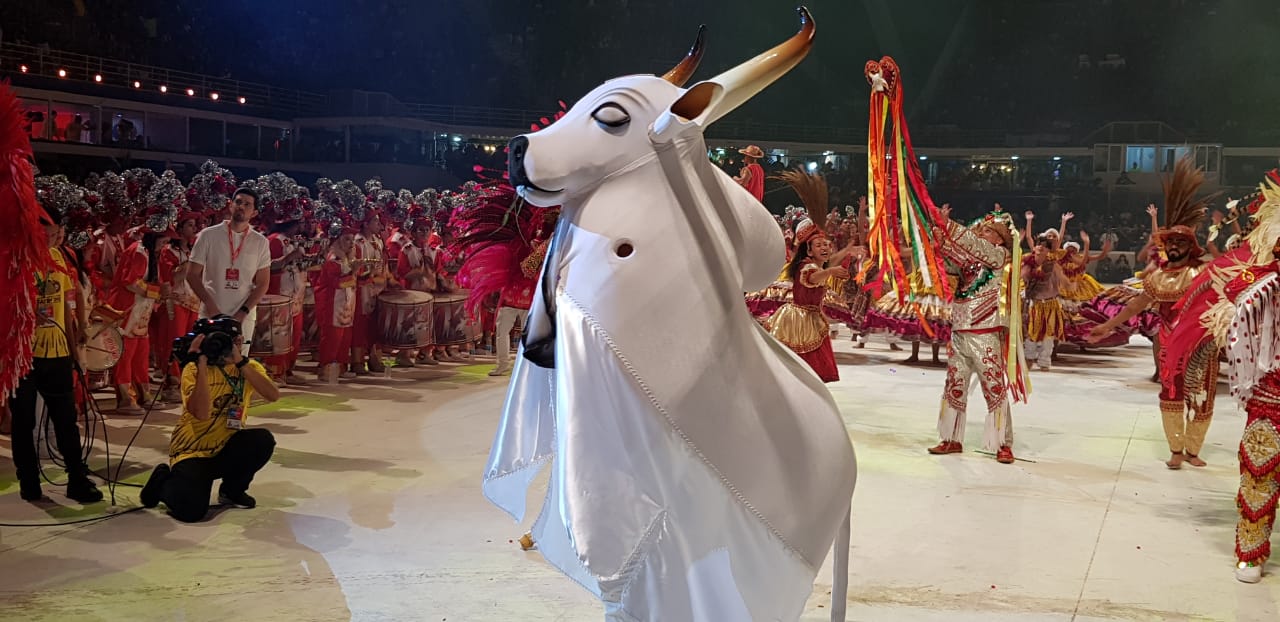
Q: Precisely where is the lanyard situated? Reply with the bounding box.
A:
[227,226,248,265]
[215,366,246,414]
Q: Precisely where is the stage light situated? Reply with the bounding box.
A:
[133,80,141,88]
[1052,156,1062,161]
[19,65,28,73]
[159,85,168,93]
[186,88,195,96]
[210,92,220,101]
[94,74,103,83]
[1010,155,1020,160]
[57,68,67,78]
[919,155,928,161]
[807,161,818,171]
[238,96,246,104]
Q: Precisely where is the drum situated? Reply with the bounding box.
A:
[301,284,319,352]
[79,322,123,372]
[249,294,294,356]
[375,290,434,349]
[433,291,479,346]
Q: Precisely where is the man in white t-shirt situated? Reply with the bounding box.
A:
[186,188,272,354]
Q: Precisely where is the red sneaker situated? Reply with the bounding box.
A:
[996,446,1015,464]
[927,441,963,455]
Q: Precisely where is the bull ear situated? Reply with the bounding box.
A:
[650,6,814,144]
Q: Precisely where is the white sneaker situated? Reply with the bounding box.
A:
[1237,562,1264,583]
[286,373,310,386]
[340,371,357,379]
[488,366,511,377]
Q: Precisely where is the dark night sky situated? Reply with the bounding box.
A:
[5,1,1280,140]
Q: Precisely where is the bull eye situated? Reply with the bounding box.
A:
[591,103,630,128]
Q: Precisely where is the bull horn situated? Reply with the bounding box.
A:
[668,6,813,125]
[661,25,707,87]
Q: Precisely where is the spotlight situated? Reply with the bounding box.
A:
[159,85,168,93]
[1052,156,1062,161]
[807,161,818,171]
[238,96,246,104]
[19,65,28,73]
[132,80,141,88]
[919,155,928,161]
[186,88,195,96]
[210,92,220,101]
[57,68,67,78]
[1010,155,1020,160]
[94,74,103,83]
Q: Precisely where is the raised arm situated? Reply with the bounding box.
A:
[935,219,1009,270]
[1023,210,1035,250]
[1056,212,1073,251]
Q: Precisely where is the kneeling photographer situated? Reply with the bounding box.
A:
[141,315,279,522]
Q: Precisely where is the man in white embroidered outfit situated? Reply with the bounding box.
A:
[928,208,1029,464]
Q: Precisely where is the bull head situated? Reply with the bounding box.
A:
[508,7,814,205]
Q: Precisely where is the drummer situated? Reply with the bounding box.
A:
[266,216,309,385]
[393,216,438,367]
[431,224,468,362]
[315,222,359,383]
[352,211,392,375]
[103,224,173,414]
[154,210,202,403]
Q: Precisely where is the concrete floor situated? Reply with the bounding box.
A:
[1,335,1279,622]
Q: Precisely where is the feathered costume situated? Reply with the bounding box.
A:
[767,170,839,382]
[0,81,49,399]
[1159,171,1280,565]
[1139,156,1218,459]
[449,183,557,319]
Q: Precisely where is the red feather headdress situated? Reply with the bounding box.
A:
[449,183,558,318]
[0,81,49,397]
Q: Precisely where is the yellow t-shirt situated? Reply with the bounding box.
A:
[169,359,267,465]
[33,248,73,359]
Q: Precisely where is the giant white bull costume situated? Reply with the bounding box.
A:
[483,8,856,621]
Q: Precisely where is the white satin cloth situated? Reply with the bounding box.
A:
[483,141,856,621]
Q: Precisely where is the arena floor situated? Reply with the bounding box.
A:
[0,332,1277,622]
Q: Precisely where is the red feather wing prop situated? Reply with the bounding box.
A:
[0,80,49,397]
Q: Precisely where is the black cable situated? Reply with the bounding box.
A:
[0,506,146,528]
[27,318,160,507]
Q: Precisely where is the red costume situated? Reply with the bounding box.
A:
[314,250,357,367]
[766,171,838,382]
[105,240,159,389]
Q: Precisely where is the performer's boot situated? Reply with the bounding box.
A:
[368,346,386,373]
[996,445,1015,464]
[1237,561,1264,584]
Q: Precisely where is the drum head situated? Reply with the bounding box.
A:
[259,294,291,306]
[379,290,434,305]
[80,323,123,372]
